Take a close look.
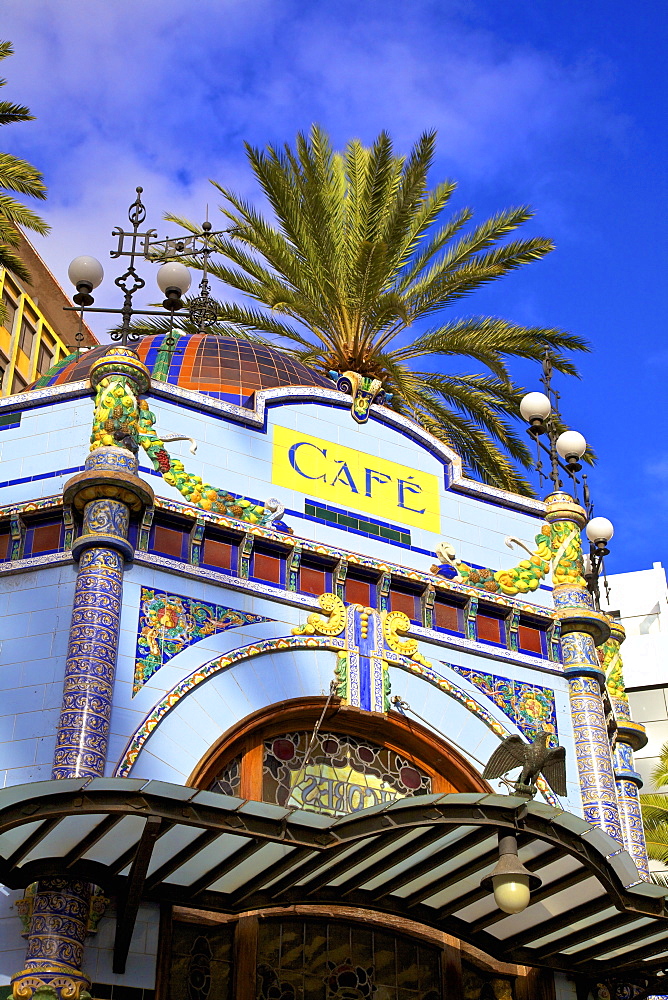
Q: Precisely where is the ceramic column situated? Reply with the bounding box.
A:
[546,492,623,844]
[603,621,650,877]
[12,350,153,1000]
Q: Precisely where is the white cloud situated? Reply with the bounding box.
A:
[0,0,627,335]
[645,458,668,483]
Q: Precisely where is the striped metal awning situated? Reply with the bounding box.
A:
[0,779,665,979]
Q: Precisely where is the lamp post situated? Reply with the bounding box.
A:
[519,353,611,612]
[518,353,588,498]
[518,376,650,876]
[10,189,224,1000]
[583,513,614,612]
[519,363,624,846]
[64,187,221,354]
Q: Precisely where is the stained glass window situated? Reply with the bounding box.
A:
[168,920,234,1000]
[462,962,515,1000]
[262,732,431,816]
[256,918,441,1000]
[209,756,241,797]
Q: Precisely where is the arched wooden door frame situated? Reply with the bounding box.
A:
[188,696,491,796]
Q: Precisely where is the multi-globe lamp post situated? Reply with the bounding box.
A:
[479,364,619,916]
[63,187,221,352]
[10,193,221,1000]
[66,253,192,343]
[518,379,614,611]
[68,255,192,313]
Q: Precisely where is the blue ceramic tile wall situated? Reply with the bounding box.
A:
[0,565,75,786]
[83,903,159,988]
[388,661,581,813]
[0,888,28,985]
[105,564,306,771]
[127,647,343,782]
[1,390,551,606]
[0,398,91,505]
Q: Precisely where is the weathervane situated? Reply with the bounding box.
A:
[146,215,220,332]
[64,187,222,350]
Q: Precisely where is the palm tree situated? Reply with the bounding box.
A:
[640,742,668,886]
[0,40,49,282]
[144,126,587,494]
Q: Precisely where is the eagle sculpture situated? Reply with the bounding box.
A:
[482,730,567,797]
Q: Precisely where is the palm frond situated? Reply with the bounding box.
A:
[0,154,46,199]
[642,822,668,866]
[395,317,588,376]
[650,743,668,789]
[0,101,33,125]
[159,127,586,495]
[0,243,31,281]
[0,40,48,280]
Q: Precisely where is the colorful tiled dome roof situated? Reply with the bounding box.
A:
[28,332,332,407]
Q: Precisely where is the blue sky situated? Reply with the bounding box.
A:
[2,1,666,577]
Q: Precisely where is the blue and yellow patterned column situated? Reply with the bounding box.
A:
[602,621,650,877]
[12,881,92,1000]
[12,349,153,1000]
[546,492,623,844]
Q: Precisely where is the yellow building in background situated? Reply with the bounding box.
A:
[0,229,97,396]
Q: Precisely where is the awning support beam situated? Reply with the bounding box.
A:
[113,815,162,974]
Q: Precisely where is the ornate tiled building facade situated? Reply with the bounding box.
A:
[0,337,659,1000]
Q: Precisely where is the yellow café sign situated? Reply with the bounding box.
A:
[272,425,441,532]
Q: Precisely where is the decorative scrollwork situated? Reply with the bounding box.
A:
[188,283,218,329]
[292,593,346,637]
[12,968,90,1000]
[83,500,129,538]
[382,610,430,666]
[128,186,147,227]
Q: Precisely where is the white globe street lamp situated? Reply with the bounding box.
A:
[556,430,587,472]
[520,391,551,429]
[156,261,192,310]
[68,256,104,306]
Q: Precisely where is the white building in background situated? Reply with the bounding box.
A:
[604,562,668,790]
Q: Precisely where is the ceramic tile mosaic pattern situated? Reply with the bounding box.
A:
[29,333,333,405]
[304,500,412,545]
[134,586,272,693]
[448,663,557,741]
